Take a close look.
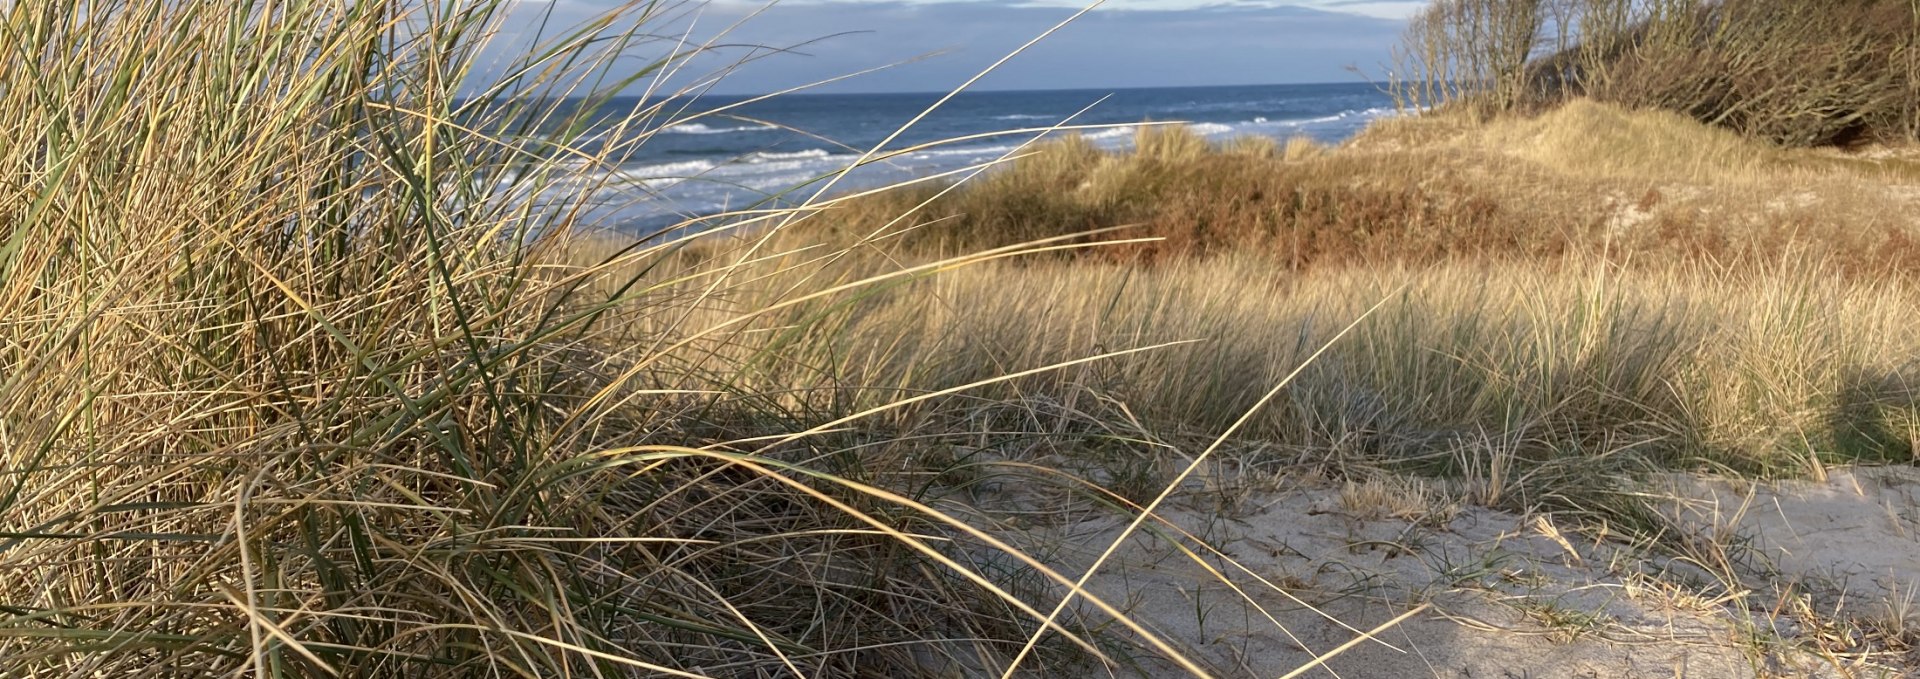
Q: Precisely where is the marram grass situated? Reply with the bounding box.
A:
[9,0,1919,676]
[0,1,1220,676]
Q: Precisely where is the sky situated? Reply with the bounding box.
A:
[490,0,1421,94]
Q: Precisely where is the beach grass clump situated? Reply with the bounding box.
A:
[0,1,1171,675]
[1281,136,1324,162]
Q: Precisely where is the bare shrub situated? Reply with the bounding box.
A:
[1392,0,1549,115]
[1398,0,1920,146]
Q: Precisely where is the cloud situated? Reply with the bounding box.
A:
[485,0,1407,94]
[1299,0,1428,19]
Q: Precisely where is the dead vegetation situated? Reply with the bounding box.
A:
[800,102,1920,275]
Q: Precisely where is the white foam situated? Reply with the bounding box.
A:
[661,122,778,135]
[908,143,1019,160]
[993,114,1053,121]
[559,159,718,189]
[745,171,826,191]
[1241,107,1393,130]
[1187,122,1235,136]
[745,149,831,163]
[1244,112,1351,128]
[1284,113,1346,126]
[623,159,718,178]
[1081,125,1138,142]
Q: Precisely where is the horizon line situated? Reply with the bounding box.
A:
[663,78,1383,99]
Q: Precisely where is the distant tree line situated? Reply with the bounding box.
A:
[1392,0,1920,146]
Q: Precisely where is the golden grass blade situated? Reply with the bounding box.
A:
[1276,603,1431,679]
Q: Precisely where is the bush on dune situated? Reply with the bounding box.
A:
[1397,0,1920,147]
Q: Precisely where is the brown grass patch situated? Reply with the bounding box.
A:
[801,101,1920,276]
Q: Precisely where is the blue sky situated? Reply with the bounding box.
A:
[496,1,1420,94]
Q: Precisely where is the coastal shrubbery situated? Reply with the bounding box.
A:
[1396,0,1920,147]
[810,110,1920,274]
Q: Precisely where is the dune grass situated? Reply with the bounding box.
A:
[7,0,1920,676]
[580,166,1920,670]
[627,99,1920,649]
[616,245,1920,507]
[0,1,1234,675]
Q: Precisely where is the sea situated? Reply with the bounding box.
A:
[542,82,1395,234]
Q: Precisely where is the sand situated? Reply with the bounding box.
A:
[1662,467,1920,625]
[947,465,1920,678]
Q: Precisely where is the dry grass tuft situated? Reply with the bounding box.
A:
[0,1,1189,675]
[1459,99,1779,183]
[1282,136,1325,162]
[1340,477,1458,522]
[623,247,1920,506]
